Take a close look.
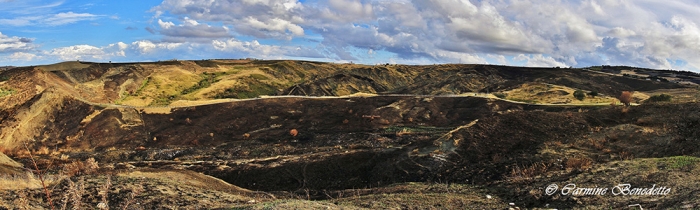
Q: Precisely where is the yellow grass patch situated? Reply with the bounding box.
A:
[0,172,65,190]
[502,82,616,104]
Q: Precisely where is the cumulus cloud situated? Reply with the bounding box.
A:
[48,45,107,60]
[7,0,700,71]
[515,54,568,68]
[156,18,230,42]
[152,0,305,40]
[0,32,35,53]
[44,41,136,61]
[153,0,700,69]
[131,40,184,54]
[213,39,283,56]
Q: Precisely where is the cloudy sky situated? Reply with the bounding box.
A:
[1,0,700,71]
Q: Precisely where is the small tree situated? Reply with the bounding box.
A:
[573,90,586,101]
[618,91,633,106]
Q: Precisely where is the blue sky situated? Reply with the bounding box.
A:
[1,0,700,72]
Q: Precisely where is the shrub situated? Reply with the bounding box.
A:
[588,91,598,98]
[573,90,586,101]
[61,161,85,177]
[494,92,507,99]
[646,94,672,103]
[618,91,633,106]
[61,158,100,177]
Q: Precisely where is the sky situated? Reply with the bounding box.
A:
[1,0,700,72]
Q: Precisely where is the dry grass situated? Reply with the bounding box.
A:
[23,143,55,209]
[586,137,607,150]
[0,172,64,190]
[565,157,593,170]
[64,178,87,210]
[502,82,616,104]
[97,175,111,209]
[509,162,549,181]
[619,151,634,160]
[61,157,100,177]
[395,128,412,137]
[14,190,29,209]
[121,183,143,210]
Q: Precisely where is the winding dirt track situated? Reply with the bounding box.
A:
[70,92,631,110]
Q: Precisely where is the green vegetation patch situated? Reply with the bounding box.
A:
[657,156,700,170]
[249,73,269,80]
[668,156,700,169]
[215,79,279,99]
[135,77,151,95]
[181,73,221,95]
[150,93,178,106]
[646,94,673,103]
[0,88,15,97]
[494,92,507,99]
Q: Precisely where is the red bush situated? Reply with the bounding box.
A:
[619,91,633,106]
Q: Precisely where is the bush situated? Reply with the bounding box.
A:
[588,91,598,98]
[494,92,507,99]
[573,90,586,101]
[618,91,633,106]
[646,94,672,102]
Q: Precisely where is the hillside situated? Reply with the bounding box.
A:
[0,60,699,209]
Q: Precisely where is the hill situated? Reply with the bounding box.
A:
[0,59,699,209]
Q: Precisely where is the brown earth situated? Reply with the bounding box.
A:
[0,60,699,209]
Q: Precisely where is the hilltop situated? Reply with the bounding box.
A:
[0,59,699,209]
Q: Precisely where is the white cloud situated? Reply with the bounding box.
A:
[152,0,306,40]
[45,41,136,61]
[0,12,98,26]
[8,52,40,61]
[6,0,700,71]
[212,39,283,57]
[515,54,568,68]
[131,40,183,54]
[0,32,35,53]
[48,45,106,60]
[0,16,42,26]
[154,17,230,42]
[43,12,98,26]
[158,19,175,29]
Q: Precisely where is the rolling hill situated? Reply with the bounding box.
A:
[0,59,699,209]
